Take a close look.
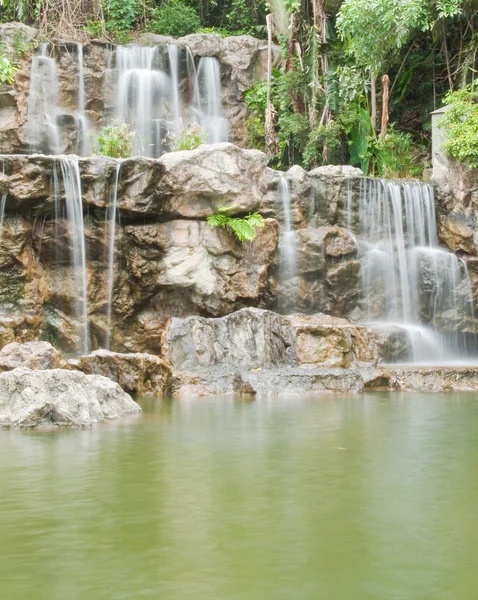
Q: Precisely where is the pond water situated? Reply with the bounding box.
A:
[1,393,478,600]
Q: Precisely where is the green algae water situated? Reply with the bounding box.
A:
[2,392,478,600]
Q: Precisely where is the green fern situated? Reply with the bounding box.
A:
[207,207,265,243]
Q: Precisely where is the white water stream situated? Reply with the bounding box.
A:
[352,178,476,363]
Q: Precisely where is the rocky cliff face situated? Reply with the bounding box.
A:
[0,144,370,354]
[0,24,280,154]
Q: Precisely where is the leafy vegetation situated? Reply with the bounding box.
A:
[2,0,478,174]
[168,123,207,151]
[91,119,137,158]
[207,207,265,242]
[0,42,18,84]
[440,83,478,167]
[148,0,201,37]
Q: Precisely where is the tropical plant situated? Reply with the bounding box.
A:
[148,0,201,37]
[168,122,207,151]
[207,207,265,242]
[0,48,18,84]
[103,0,143,31]
[373,126,424,178]
[440,83,478,167]
[91,119,137,158]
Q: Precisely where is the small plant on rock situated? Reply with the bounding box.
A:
[207,207,265,243]
[91,118,138,158]
[168,122,208,151]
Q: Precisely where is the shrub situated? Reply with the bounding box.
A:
[91,119,137,158]
[0,51,18,85]
[149,0,201,37]
[440,83,478,168]
[207,207,265,242]
[169,122,207,151]
[103,0,142,31]
[373,126,423,178]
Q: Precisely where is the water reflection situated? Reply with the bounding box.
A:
[1,393,478,599]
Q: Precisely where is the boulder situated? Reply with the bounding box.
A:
[72,350,172,397]
[0,341,62,372]
[288,313,379,368]
[0,314,42,349]
[0,368,140,428]
[157,143,268,217]
[164,307,294,370]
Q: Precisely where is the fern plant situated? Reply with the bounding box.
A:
[207,207,265,242]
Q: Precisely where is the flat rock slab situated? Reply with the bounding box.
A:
[71,349,172,397]
[0,368,141,429]
[383,366,478,392]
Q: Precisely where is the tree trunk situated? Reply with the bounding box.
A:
[265,14,278,156]
[371,74,377,132]
[381,74,390,137]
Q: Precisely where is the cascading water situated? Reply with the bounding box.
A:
[25,43,228,158]
[76,44,91,156]
[115,46,170,157]
[54,157,89,354]
[105,163,121,350]
[352,178,476,363]
[26,43,62,154]
[278,177,297,281]
[196,57,228,143]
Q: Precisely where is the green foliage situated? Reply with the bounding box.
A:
[207,207,265,242]
[168,122,207,151]
[91,119,137,158]
[0,44,18,84]
[103,0,143,32]
[148,0,201,37]
[13,31,32,57]
[225,0,266,36]
[440,83,478,167]
[373,126,424,178]
[336,0,427,72]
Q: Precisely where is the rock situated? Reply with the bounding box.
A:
[0,368,140,428]
[164,308,378,373]
[157,143,268,217]
[288,313,379,368]
[0,341,62,372]
[164,307,294,370]
[0,23,37,51]
[385,366,478,392]
[0,314,42,349]
[72,350,172,397]
[170,366,366,397]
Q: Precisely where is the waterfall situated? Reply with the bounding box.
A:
[278,177,297,280]
[105,163,121,350]
[167,44,182,134]
[26,44,62,154]
[196,57,228,144]
[352,178,475,363]
[54,157,89,354]
[115,46,170,158]
[76,44,91,156]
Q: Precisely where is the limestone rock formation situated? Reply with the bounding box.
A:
[0,341,62,372]
[288,313,378,368]
[164,308,380,396]
[164,307,294,370]
[0,367,140,428]
[0,314,42,349]
[72,349,171,397]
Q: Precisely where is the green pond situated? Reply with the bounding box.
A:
[1,393,478,600]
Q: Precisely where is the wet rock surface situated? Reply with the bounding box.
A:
[72,350,172,397]
[0,367,140,428]
[0,341,62,372]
